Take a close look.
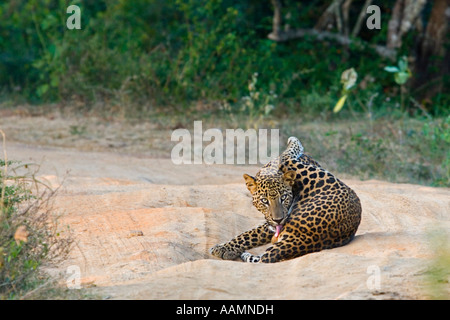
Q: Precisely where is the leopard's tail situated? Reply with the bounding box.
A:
[262,136,305,173]
[280,136,304,163]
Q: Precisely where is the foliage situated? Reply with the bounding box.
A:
[384,56,413,112]
[384,56,412,86]
[0,0,447,116]
[0,158,72,299]
[239,73,277,129]
[333,68,358,113]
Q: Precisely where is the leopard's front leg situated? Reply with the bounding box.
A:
[241,239,298,263]
[210,223,273,260]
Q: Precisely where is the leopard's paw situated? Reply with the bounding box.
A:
[240,252,261,263]
[240,252,252,262]
[209,244,241,260]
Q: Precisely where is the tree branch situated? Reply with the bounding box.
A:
[351,0,372,37]
[315,0,344,30]
[271,0,282,38]
[268,28,396,60]
[334,2,343,34]
[342,0,353,38]
[268,0,399,60]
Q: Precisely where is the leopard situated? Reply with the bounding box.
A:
[210,136,362,263]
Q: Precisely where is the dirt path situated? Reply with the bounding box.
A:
[3,140,448,300]
[1,115,449,299]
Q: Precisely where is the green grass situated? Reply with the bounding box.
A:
[287,115,450,187]
[425,228,450,300]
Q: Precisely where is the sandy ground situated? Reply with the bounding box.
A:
[1,114,449,299]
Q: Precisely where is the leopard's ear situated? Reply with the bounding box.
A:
[243,174,257,194]
[283,171,296,187]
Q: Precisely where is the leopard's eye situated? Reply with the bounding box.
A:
[260,198,269,205]
[281,194,287,201]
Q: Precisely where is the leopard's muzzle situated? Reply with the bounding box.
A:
[268,198,286,237]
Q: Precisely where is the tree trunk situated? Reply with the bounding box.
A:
[270,0,282,39]
[413,0,450,97]
[387,0,427,49]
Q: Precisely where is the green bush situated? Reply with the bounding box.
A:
[0,158,72,299]
[3,0,447,116]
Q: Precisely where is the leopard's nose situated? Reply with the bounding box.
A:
[273,218,283,225]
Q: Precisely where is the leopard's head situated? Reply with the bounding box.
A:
[243,171,296,236]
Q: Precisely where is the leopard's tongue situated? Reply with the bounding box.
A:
[275,225,283,238]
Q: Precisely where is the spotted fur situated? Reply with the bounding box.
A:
[210,137,362,263]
